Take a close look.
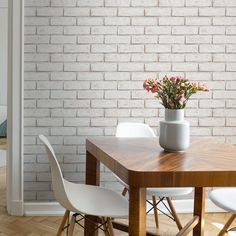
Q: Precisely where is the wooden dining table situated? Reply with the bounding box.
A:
[85,137,236,236]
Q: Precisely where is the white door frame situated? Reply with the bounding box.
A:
[7,0,24,215]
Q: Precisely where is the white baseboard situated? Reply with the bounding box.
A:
[24,199,225,216]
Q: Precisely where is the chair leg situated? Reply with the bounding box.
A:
[152,195,159,229]
[56,210,70,236]
[218,214,236,236]
[68,214,76,236]
[166,197,183,231]
[101,217,109,236]
[107,218,115,236]
[122,187,128,196]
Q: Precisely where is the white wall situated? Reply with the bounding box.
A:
[24,0,236,201]
[0,0,8,106]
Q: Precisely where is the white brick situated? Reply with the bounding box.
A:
[64,118,90,127]
[214,0,236,6]
[37,118,63,127]
[105,17,130,26]
[118,63,144,71]
[119,8,144,16]
[37,100,63,108]
[199,63,225,72]
[37,26,63,35]
[105,91,130,99]
[118,45,144,53]
[214,109,236,117]
[159,17,184,25]
[132,109,157,117]
[51,0,76,6]
[64,81,90,90]
[132,35,158,44]
[132,0,158,6]
[25,54,49,62]
[105,36,130,44]
[132,17,157,25]
[172,45,198,53]
[199,8,225,16]
[131,54,157,62]
[51,72,76,81]
[91,81,117,90]
[37,8,63,16]
[227,63,236,71]
[172,63,198,72]
[105,0,130,7]
[64,26,90,35]
[64,7,90,16]
[159,0,184,6]
[37,45,63,53]
[159,36,184,44]
[64,63,90,71]
[78,0,104,6]
[118,26,144,35]
[52,109,76,117]
[186,36,212,44]
[77,127,103,136]
[91,100,117,108]
[25,91,49,99]
[105,109,130,117]
[25,26,36,35]
[91,26,117,35]
[91,44,117,53]
[186,109,212,117]
[37,81,63,90]
[78,91,104,99]
[226,8,236,16]
[64,100,90,108]
[118,100,144,108]
[213,54,236,62]
[25,36,49,44]
[51,36,76,44]
[51,54,76,62]
[77,72,103,81]
[51,91,76,99]
[172,8,198,16]
[146,45,171,53]
[200,26,225,35]
[145,63,171,72]
[91,63,117,72]
[37,63,63,72]
[91,118,117,126]
[105,72,130,80]
[185,54,212,62]
[78,36,104,44]
[25,0,49,7]
[92,8,117,16]
[51,127,76,135]
[25,17,49,26]
[145,26,171,34]
[226,118,236,126]
[214,91,236,99]
[64,45,90,53]
[213,127,236,135]
[213,18,236,26]
[172,26,198,35]
[77,109,104,117]
[199,118,225,126]
[77,17,103,26]
[51,17,76,26]
[227,100,236,108]
[200,45,225,53]
[186,0,212,6]
[159,54,184,62]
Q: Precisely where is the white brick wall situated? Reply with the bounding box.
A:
[24,0,236,201]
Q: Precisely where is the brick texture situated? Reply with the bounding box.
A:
[24,0,236,201]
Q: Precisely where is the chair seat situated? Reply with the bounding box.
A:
[64,180,129,218]
[210,188,236,213]
[147,187,192,198]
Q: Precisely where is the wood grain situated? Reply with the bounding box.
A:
[86,137,236,188]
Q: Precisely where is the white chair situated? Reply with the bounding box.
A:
[39,135,128,236]
[210,188,236,236]
[115,122,192,231]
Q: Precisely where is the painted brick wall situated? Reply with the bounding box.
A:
[24,0,236,201]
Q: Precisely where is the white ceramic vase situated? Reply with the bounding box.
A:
[159,109,189,152]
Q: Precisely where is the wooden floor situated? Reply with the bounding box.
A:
[0,163,235,235]
[0,138,6,150]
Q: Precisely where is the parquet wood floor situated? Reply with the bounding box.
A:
[0,166,235,235]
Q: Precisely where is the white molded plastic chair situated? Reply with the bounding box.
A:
[115,122,192,231]
[210,188,236,235]
[39,135,128,236]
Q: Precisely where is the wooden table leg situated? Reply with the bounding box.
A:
[193,187,205,236]
[84,151,100,236]
[129,186,146,236]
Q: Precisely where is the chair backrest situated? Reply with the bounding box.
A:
[39,135,71,209]
[116,122,156,138]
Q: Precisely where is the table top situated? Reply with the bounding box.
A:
[86,137,236,188]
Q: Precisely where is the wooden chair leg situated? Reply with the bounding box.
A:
[101,217,109,236]
[218,214,236,236]
[152,195,159,228]
[68,214,76,236]
[56,210,70,236]
[166,197,183,231]
[122,187,128,196]
[107,218,115,236]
